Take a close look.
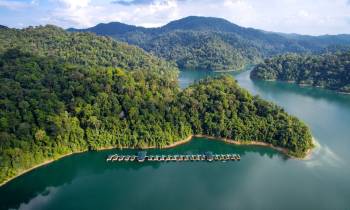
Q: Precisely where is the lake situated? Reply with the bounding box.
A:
[1,70,350,210]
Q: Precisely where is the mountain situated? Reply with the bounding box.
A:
[0,25,8,29]
[0,25,178,78]
[68,16,350,71]
[67,22,144,36]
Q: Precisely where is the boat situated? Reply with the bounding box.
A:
[137,151,147,162]
[205,152,214,162]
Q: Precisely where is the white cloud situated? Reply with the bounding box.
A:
[4,0,349,35]
[31,0,40,5]
[45,0,179,28]
[57,0,91,9]
[46,0,99,27]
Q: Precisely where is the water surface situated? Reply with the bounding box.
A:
[1,69,350,210]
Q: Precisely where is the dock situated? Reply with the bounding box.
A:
[106,151,240,162]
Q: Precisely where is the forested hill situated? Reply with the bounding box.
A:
[68,16,350,71]
[0,25,178,80]
[0,25,313,184]
[250,51,350,93]
[0,49,313,185]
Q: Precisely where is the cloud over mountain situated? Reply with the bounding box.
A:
[0,0,350,35]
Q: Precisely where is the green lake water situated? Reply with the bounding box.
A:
[1,70,350,210]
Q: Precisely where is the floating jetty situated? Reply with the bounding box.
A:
[106,151,240,162]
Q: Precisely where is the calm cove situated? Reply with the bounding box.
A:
[1,69,350,210]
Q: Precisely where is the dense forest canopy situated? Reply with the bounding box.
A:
[0,48,184,184]
[138,31,261,71]
[175,76,313,157]
[251,51,350,93]
[69,16,350,71]
[0,25,313,185]
[0,25,178,80]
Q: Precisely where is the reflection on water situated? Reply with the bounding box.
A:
[17,186,60,210]
[1,138,284,210]
[253,79,350,105]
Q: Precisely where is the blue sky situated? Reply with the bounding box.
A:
[0,0,350,35]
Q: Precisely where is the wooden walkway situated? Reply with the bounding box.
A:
[106,151,240,162]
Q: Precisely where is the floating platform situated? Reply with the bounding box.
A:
[106,151,240,162]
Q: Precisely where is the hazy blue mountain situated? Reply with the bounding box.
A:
[0,25,8,29]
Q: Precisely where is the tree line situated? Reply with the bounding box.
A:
[251,52,350,93]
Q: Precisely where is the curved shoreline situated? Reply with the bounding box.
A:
[0,135,313,187]
[192,135,314,160]
[252,78,350,95]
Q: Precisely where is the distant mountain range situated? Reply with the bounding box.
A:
[0,25,8,29]
[68,16,350,71]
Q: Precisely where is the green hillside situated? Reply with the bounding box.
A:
[68,16,350,71]
[251,52,350,93]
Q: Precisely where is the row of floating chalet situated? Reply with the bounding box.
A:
[106,151,240,162]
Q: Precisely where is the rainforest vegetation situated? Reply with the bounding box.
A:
[251,52,350,93]
[0,25,313,185]
[69,16,350,71]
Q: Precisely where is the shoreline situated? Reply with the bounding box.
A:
[192,135,314,160]
[253,78,350,95]
[0,145,117,188]
[213,64,255,73]
[213,69,240,73]
[0,151,83,188]
[0,135,313,187]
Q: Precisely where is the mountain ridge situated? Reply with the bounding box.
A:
[67,16,350,41]
[68,16,350,71]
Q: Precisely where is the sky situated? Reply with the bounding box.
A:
[0,0,350,35]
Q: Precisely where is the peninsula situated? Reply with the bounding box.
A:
[0,25,313,186]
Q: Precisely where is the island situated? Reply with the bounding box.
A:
[0,25,313,186]
[250,52,350,93]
